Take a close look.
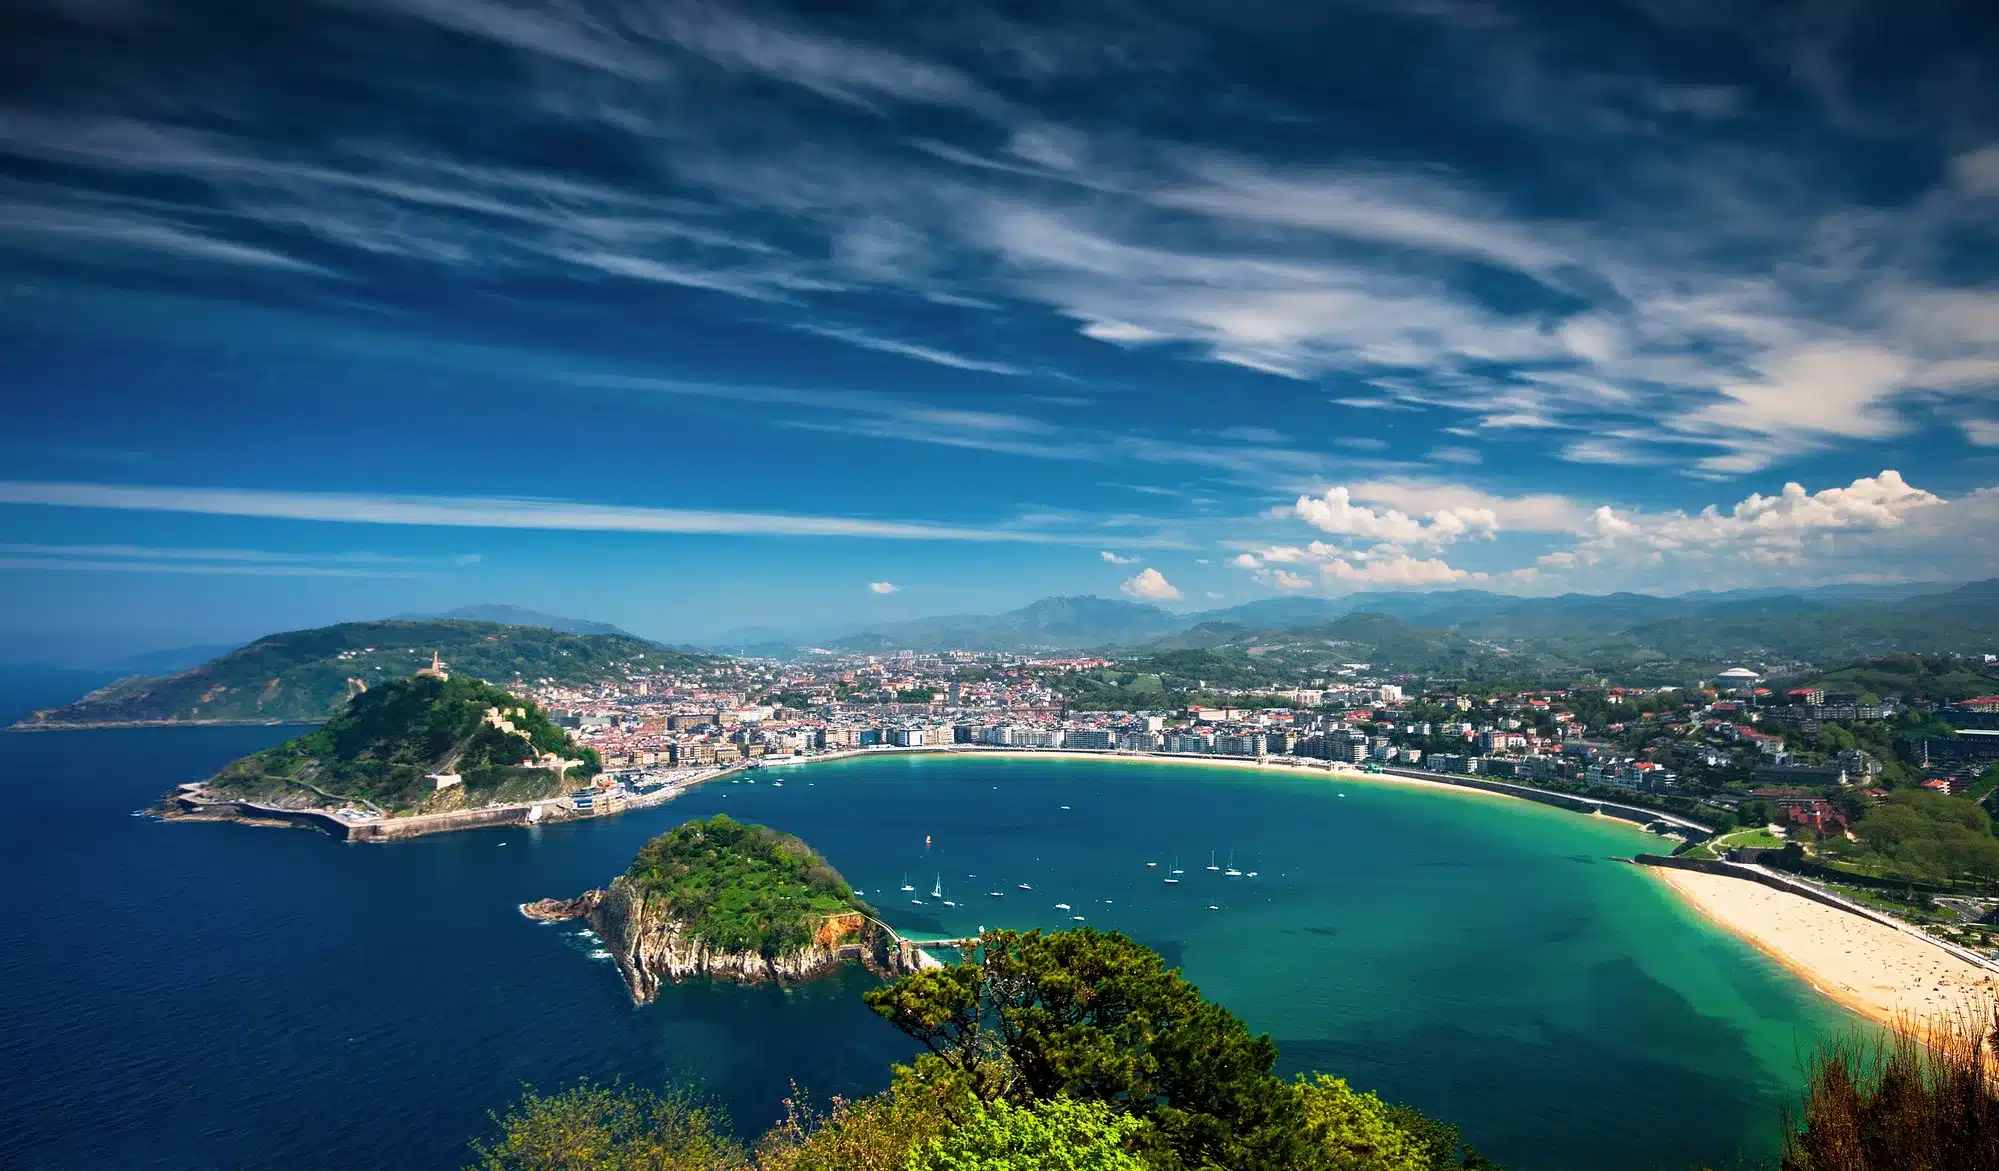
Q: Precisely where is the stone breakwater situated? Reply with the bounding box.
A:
[523,883,925,1002]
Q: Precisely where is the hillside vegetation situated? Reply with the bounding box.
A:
[476,927,1499,1171]
[17,619,709,727]
[203,675,599,814]
[623,815,865,955]
[1795,652,1999,704]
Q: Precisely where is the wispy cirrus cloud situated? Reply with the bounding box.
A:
[0,542,442,577]
[790,323,1025,375]
[0,480,1178,546]
[0,0,1992,501]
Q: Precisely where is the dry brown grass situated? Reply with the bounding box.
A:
[1783,1002,1999,1171]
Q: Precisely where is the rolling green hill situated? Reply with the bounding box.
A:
[1791,653,1999,704]
[198,674,599,815]
[14,619,713,728]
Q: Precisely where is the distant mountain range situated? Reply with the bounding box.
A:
[706,581,1996,670]
[15,581,1996,729]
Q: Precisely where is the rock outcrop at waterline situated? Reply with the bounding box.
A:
[524,881,924,1002]
[524,815,927,1002]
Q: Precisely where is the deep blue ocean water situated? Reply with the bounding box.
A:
[0,670,1851,1170]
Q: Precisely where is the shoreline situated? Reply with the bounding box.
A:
[157,741,1989,1030]
[1646,864,1999,1034]
[161,745,1667,843]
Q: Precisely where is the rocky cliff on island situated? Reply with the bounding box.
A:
[525,815,925,1002]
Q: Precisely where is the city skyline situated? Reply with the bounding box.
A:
[1,0,1995,652]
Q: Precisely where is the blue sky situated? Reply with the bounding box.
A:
[0,0,1995,652]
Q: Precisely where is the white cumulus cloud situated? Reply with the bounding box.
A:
[868,580,899,594]
[1292,486,1498,546]
[1100,550,1139,564]
[1120,567,1181,600]
[1321,553,1477,588]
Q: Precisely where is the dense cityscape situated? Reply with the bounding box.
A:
[460,641,1992,949]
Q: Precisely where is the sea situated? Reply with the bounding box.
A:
[0,668,1854,1171]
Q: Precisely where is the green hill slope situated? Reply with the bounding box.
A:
[15,619,711,727]
[199,674,599,815]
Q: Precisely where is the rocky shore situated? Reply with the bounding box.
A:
[523,879,926,1002]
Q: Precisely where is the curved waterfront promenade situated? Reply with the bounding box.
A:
[175,742,1724,849]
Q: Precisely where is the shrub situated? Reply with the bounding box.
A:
[1782,1004,1999,1171]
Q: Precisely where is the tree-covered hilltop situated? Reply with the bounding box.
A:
[622,816,867,956]
[1789,652,1999,704]
[16,619,715,727]
[202,674,600,815]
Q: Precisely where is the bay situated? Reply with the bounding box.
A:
[0,671,1850,1170]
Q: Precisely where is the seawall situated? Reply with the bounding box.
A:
[171,794,566,841]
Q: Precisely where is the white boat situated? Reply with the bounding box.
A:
[1246,871,1258,878]
[900,874,916,892]
[1054,903,1071,911]
[1163,878,1179,884]
[1071,915,1086,922]
[989,891,1004,897]
[912,899,925,905]
[1208,905,1219,910]
[1060,805,1070,810]
[1207,851,1221,872]
[1225,851,1242,877]
[1018,883,1032,890]
[942,900,957,907]
[1170,857,1184,875]
[932,875,943,899]
[772,781,783,787]
[1146,861,1158,868]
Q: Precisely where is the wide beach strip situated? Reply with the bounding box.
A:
[1650,866,1999,1031]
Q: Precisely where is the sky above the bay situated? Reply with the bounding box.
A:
[0,0,1994,649]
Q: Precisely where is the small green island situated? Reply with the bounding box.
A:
[161,672,603,831]
[523,815,924,998]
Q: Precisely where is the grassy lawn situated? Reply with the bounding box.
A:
[1716,827,1785,849]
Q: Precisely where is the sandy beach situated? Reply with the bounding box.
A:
[1649,866,1999,1031]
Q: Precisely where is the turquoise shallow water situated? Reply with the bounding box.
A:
[728,754,1854,1169]
[0,674,1852,1170]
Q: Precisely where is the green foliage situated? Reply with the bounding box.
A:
[1798,653,1999,705]
[25,619,713,726]
[863,928,1490,1171]
[625,816,864,956]
[906,1098,1149,1171]
[1968,763,1999,810]
[755,1065,968,1171]
[1293,1076,1432,1171]
[1845,790,1999,883]
[473,929,1505,1171]
[208,675,593,813]
[468,1081,746,1171]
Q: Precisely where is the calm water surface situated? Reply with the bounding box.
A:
[0,671,1850,1170]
